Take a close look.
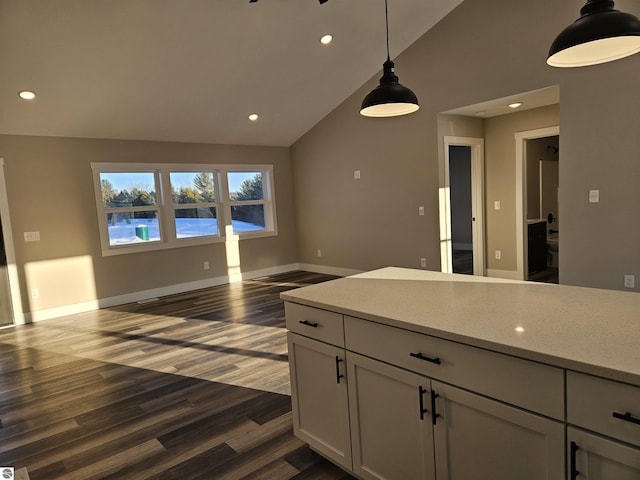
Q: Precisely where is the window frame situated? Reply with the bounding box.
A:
[223,167,277,236]
[164,168,221,243]
[91,162,277,256]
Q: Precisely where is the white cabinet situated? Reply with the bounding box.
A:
[347,352,436,480]
[288,333,351,470]
[285,301,634,480]
[432,381,564,480]
[286,301,352,471]
[566,372,640,479]
[344,315,564,420]
[568,428,640,480]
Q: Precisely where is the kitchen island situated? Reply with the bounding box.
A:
[282,267,640,480]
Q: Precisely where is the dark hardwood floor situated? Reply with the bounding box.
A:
[0,271,355,480]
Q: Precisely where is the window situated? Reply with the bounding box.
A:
[227,170,269,233]
[170,171,218,239]
[99,171,161,246]
[92,163,276,255]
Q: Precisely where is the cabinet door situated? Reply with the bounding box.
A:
[568,427,640,480]
[347,351,436,480]
[432,381,564,480]
[288,333,351,470]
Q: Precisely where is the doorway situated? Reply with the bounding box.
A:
[0,158,23,326]
[0,217,14,326]
[515,127,560,283]
[441,137,485,276]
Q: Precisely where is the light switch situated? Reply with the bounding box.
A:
[418,206,425,216]
[494,201,501,210]
[589,190,599,203]
[354,170,361,179]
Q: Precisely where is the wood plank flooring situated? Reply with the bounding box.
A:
[0,271,355,480]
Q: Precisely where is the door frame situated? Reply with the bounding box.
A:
[514,126,559,281]
[0,158,24,325]
[440,137,485,276]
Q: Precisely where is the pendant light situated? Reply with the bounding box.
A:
[360,0,419,117]
[548,0,640,67]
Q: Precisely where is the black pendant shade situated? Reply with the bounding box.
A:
[360,0,419,117]
[360,57,419,117]
[548,0,640,67]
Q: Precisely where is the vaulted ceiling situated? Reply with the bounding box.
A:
[0,0,463,147]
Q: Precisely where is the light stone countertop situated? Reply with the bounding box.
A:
[281,267,640,387]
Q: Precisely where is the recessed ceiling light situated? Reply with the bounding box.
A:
[508,102,523,109]
[18,90,36,100]
[320,34,333,45]
[248,113,259,122]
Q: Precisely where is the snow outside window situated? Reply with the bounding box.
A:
[92,163,277,256]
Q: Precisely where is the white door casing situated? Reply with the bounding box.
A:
[441,137,485,276]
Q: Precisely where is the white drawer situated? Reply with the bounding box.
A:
[344,315,564,419]
[567,371,640,447]
[285,302,344,347]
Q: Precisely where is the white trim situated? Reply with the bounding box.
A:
[486,268,522,281]
[441,137,486,276]
[297,263,364,278]
[515,126,559,281]
[23,263,299,323]
[0,158,25,325]
[20,262,364,324]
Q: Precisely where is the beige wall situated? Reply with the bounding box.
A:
[1,135,298,316]
[484,105,559,272]
[292,0,640,291]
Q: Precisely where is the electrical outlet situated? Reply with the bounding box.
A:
[589,190,600,203]
[418,206,425,216]
[494,201,501,210]
[495,250,502,260]
[203,261,209,270]
[354,170,361,179]
[31,288,39,299]
[624,274,635,289]
[24,231,40,242]
[317,249,322,257]
[420,258,427,268]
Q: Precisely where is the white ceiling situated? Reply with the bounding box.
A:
[0,0,462,147]
[443,85,560,119]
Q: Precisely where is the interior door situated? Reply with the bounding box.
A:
[0,217,14,326]
[442,137,485,276]
[449,146,474,275]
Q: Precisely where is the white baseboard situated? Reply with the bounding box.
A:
[297,263,364,278]
[23,263,300,324]
[486,268,523,281]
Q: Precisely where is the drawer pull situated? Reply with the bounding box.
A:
[335,356,344,384]
[299,320,319,328]
[430,390,440,425]
[418,386,428,420]
[410,352,442,365]
[570,441,580,480]
[612,411,640,426]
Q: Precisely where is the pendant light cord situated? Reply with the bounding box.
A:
[385,0,390,61]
